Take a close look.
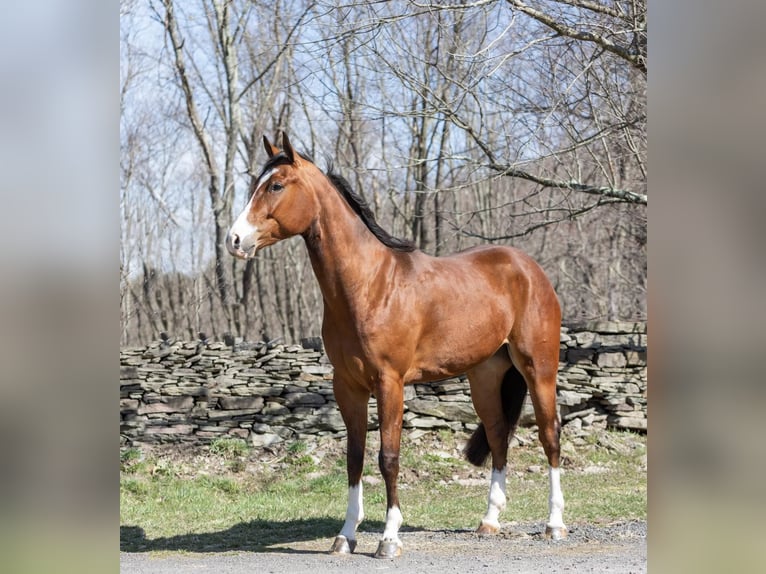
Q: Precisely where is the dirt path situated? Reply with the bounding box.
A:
[120,520,646,573]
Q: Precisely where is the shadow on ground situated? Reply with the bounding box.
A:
[120,517,408,554]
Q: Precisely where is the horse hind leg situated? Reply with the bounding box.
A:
[508,339,568,540]
[465,350,528,534]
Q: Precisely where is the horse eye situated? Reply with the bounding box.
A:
[270,182,284,193]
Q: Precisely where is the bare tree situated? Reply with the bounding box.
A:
[120,0,647,346]
[319,0,647,319]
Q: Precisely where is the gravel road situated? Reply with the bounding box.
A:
[120,520,645,573]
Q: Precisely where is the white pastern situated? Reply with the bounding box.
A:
[339,483,364,540]
[482,467,507,528]
[547,466,566,529]
[381,506,403,543]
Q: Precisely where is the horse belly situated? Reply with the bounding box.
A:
[406,310,511,383]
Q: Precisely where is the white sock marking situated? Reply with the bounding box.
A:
[338,483,364,540]
[382,506,403,543]
[547,466,566,530]
[482,466,507,528]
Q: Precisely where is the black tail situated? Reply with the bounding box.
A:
[464,366,528,467]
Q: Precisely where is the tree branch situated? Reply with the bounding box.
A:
[162,0,219,182]
[551,0,625,20]
[488,162,647,204]
[236,1,317,102]
[505,0,646,74]
[458,195,627,240]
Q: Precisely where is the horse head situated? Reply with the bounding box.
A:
[227,132,319,259]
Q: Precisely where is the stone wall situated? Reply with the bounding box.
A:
[120,322,646,447]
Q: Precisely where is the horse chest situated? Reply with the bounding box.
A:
[322,320,412,384]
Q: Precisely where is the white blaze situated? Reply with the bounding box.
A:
[254,168,277,193]
[229,168,277,245]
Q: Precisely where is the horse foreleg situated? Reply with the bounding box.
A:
[373,376,404,559]
[332,483,364,554]
[331,379,369,554]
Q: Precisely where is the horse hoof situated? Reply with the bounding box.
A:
[330,535,356,554]
[374,539,402,559]
[545,526,568,540]
[476,521,500,535]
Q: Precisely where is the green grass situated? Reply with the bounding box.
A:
[120,429,645,552]
[286,440,308,454]
[209,437,250,458]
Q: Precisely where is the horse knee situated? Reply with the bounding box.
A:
[378,449,400,477]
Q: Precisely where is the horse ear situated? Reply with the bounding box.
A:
[263,135,279,158]
[281,131,296,164]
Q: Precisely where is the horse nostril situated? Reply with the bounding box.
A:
[231,233,240,249]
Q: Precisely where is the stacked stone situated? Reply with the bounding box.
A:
[120,339,341,446]
[120,322,647,447]
[557,322,647,431]
[405,378,478,434]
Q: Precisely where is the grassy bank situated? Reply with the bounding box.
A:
[120,427,646,553]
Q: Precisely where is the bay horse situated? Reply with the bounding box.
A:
[226,133,566,558]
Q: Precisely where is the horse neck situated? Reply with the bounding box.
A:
[302,179,395,313]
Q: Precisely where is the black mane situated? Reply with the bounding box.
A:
[325,170,416,253]
[256,150,415,252]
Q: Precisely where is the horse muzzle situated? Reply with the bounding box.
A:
[226,230,258,259]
